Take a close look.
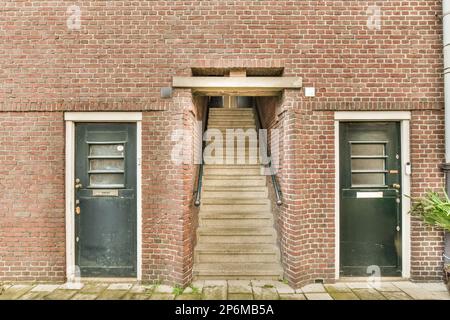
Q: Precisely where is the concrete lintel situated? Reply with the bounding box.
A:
[172,76,302,96]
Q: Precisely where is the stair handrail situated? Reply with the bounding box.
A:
[194,101,210,207]
[252,100,282,206]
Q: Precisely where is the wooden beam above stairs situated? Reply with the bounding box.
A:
[172,76,302,96]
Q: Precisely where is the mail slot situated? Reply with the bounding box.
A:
[92,189,119,197]
[356,191,383,199]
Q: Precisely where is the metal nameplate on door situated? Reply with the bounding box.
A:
[92,189,119,197]
[356,192,383,199]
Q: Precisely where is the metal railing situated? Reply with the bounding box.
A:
[194,99,282,206]
[253,99,283,206]
[194,101,210,207]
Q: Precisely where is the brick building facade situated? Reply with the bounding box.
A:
[0,1,446,288]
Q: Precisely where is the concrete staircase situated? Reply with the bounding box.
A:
[193,107,283,280]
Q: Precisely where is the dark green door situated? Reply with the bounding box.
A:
[75,123,137,277]
[340,122,402,276]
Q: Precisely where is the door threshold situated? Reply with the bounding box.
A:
[338,276,407,282]
[77,277,138,283]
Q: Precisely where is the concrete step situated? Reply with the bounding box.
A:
[203,178,266,187]
[193,263,283,280]
[199,214,273,228]
[203,185,267,192]
[197,227,276,243]
[209,109,254,114]
[203,160,261,166]
[194,244,280,263]
[205,128,258,135]
[204,167,262,175]
[199,212,273,219]
[200,203,271,213]
[204,152,261,159]
[203,190,268,199]
[208,115,254,121]
[204,144,261,150]
[209,115,254,120]
[203,175,266,181]
[204,164,261,169]
[201,198,270,206]
[208,125,256,130]
[208,120,255,126]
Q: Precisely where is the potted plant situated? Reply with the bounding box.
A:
[409,189,450,291]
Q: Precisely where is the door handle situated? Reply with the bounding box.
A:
[75,178,83,190]
[392,183,401,190]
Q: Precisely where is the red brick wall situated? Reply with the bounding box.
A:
[0,112,65,282]
[260,96,446,287]
[410,110,446,280]
[0,1,443,109]
[140,90,205,286]
[0,1,447,285]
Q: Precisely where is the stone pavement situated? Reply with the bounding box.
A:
[0,280,449,300]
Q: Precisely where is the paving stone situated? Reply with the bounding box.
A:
[251,280,279,288]
[154,285,174,294]
[175,294,202,300]
[44,289,78,300]
[271,281,295,294]
[325,283,352,293]
[369,282,399,292]
[19,291,49,300]
[129,284,147,293]
[401,288,441,300]
[204,280,227,288]
[183,287,193,294]
[31,284,60,292]
[122,293,150,300]
[97,290,128,300]
[107,283,133,291]
[346,282,371,289]
[71,293,98,300]
[184,284,203,295]
[391,281,419,290]
[59,282,84,290]
[228,293,254,300]
[353,288,386,300]
[252,286,279,300]
[300,283,326,293]
[381,291,413,300]
[415,282,448,292]
[140,284,156,294]
[1,284,11,291]
[80,283,108,294]
[329,292,360,300]
[0,285,33,300]
[190,280,205,292]
[228,280,252,294]
[430,291,450,300]
[203,286,227,300]
[304,293,333,300]
[148,293,175,300]
[279,294,306,300]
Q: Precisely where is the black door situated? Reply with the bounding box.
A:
[340,122,402,276]
[75,123,137,277]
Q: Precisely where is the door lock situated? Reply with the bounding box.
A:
[392,183,401,190]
